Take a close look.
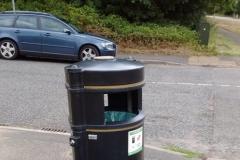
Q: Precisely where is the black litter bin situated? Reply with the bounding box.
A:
[65,56,145,160]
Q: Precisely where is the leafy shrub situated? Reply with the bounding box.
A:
[0,0,199,48]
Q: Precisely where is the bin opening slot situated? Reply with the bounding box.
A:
[104,111,136,124]
[105,89,142,114]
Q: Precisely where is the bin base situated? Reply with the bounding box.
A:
[72,114,144,160]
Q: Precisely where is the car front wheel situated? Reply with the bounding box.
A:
[0,40,18,60]
[79,45,99,61]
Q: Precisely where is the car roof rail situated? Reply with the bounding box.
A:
[0,11,53,16]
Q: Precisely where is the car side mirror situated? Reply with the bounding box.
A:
[64,29,71,35]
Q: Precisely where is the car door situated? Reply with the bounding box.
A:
[14,15,42,54]
[39,16,76,57]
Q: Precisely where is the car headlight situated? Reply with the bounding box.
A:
[101,42,115,50]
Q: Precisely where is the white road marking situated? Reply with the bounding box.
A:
[220,84,231,87]
[148,81,240,88]
[207,158,227,160]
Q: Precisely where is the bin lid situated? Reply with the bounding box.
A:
[65,57,144,91]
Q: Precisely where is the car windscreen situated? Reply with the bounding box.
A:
[58,17,84,33]
[69,23,83,33]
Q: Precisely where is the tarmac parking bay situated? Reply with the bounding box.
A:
[0,58,240,160]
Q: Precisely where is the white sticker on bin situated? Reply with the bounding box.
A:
[88,134,98,140]
[128,127,143,156]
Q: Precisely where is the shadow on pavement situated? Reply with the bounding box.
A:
[16,56,77,64]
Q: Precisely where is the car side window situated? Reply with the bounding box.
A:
[0,15,16,27]
[40,17,68,32]
[15,15,38,29]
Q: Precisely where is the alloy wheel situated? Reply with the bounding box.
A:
[81,48,97,61]
[0,42,16,59]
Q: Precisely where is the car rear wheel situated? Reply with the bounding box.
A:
[79,45,99,61]
[0,40,18,60]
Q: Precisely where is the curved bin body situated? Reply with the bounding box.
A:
[65,58,145,160]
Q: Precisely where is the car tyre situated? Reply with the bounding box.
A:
[79,45,99,61]
[0,40,18,60]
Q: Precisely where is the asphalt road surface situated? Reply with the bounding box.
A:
[0,58,240,160]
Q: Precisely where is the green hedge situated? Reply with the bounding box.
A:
[0,0,199,48]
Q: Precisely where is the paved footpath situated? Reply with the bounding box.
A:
[0,127,195,160]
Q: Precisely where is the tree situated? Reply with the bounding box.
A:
[208,0,238,15]
[236,0,240,15]
[87,0,209,26]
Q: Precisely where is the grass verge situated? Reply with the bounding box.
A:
[208,23,217,52]
[207,16,240,56]
[165,145,204,159]
[216,34,240,55]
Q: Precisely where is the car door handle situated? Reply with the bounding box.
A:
[44,33,51,36]
[15,30,20,33]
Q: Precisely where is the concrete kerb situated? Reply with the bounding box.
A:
[118,54,240,68]
[139,59,184,66]
[140,57,239,68]
[188,56,238,68]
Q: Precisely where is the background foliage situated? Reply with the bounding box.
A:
[2,0,239,52]
[86,0,209,27]
[0,0,199,49]
[207,0,240,16]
